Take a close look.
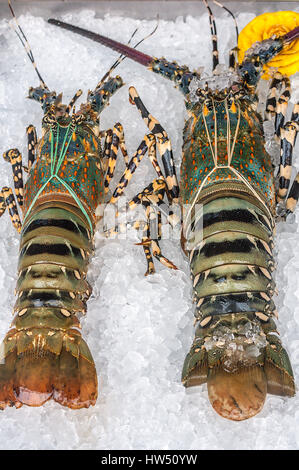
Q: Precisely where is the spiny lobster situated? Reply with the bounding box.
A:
[0,2,178,410]
[48,1,299,420]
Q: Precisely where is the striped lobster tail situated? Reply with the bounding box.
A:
[0,202,97,409]
[182,196,295,420]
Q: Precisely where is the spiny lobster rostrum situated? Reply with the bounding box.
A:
[48,2,299,420]
[0,2,178,409]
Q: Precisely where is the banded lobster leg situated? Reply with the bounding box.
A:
[3,149,24,207]
[265,74,299,212]
[265,72,291,140]
[109,178,177,275]
[102,123,129,194]
[105,87,179,273]
[0,187,22,231]
[25,125,38,173]
[0,137,34,232]
[276,102,299,210]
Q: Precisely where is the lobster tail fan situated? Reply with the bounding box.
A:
[0,328,97,409]
[182,346,267,421]
[183,340,295,420]
[52,341,98,409]
[0,345,22,409]
[15,352,57,406]
[181,346,208,387]
[47,19,154,67]
[264,339,295,397]
[264,361,295,397]
[207,365,267,421]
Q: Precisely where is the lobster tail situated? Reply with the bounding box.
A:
[0,327,97,409]
[182,329,295,420]
[182,196,295,420]
[0,202,99,410]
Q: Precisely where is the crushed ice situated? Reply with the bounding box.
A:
[204,321,267,373]
[189,65,240,103]
[0,2,298,451]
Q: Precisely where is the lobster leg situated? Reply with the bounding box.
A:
[274,78,291,139]
[142,243,155,276]
[286,172,299,214]
[133,188,178,273]
[0,190,6,217]
[102,128,113,159]
[108,178,177,272]
[141,201,165,275]
[104,123,129,194]
[3,149,24,207]
[0,187,22,232]
[228,47,238,71]
[265,77,298,205]
[138,200,161,276]
[108,179,166,234]
[278,121,299,202]
[265,73,290,126]
[109,134,160,204]
[284,104,299,214]
[26,124,38,173]
[110,87,182,239]
[104,87,180,272]
[128,87,179,203]
[132,181,177,271]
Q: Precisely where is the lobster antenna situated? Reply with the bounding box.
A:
[8,0,48,89]
[212,1,239,70]
[66,89,83,115]
[95,27,139,88]
[129,16,159,53]
[213,0,239,42]
[202,0,219,71]
[98,17,159,88]
[48,18,154,67]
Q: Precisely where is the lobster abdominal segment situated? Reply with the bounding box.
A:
[16,205,92,315]
[186,197,273,323]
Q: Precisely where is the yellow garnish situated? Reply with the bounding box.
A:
[238,11,299,78]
